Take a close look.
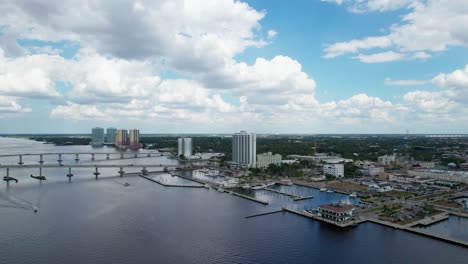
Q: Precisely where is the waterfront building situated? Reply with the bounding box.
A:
[287,154,352,164]
[115,129,128,147]
[359,164,385,177]
[407,169,468,184]
[129,129,140,149]
[318,203,355,223]
[323,164,344,178]
[106,127,117,144]
[256,152,282,168]
[378,155,396,166]
[232,131,256,167]
[91,127,104,146]
[368,183,393,192]
[177,137,193,158]
[388,174,434,184]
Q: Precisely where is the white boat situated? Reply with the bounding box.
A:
[217,187,224,193]
[320,188,327,192]
[266,182,276,188]
[326,189,334,193]
[349,192,357,198]
[251,184,265,190]
[242,184,251,189]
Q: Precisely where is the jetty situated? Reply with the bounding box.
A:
[263,188,314,202]
[245,210,283,219]
[229,191,268,205]
[139,175,204,188]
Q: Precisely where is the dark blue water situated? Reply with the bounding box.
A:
[0,137,467,264]
[414,216,468,242]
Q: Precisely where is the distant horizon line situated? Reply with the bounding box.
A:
[1,133,467,136]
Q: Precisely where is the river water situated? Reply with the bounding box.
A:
[0,137,467,264]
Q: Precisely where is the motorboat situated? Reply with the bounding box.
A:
[326,189,334,193]
[242,184,251,189]
[124,182,130,187]
[349,192,357,198]
[320,188,327,192]
[32,206,38,213]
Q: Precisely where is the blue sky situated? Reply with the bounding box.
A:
[0,0,467,134]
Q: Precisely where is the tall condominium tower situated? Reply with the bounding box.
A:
[115,129,128,147]
[129,129,140,149]
[91,127,104,146]
[232,131,256,167]
[177,137,192,158]
[106,127,117,144]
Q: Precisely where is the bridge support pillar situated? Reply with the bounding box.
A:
[3,168,18,183]
[118,167,125,177]
[38,154,44,165]
[91,153,95,161]
[141,167,148,176]
[67,167,73,182]
[75,154,80,162]
[120,153,124,159]
[93,167,100,180]
[57,154,63,165]
[18,155,24,165]
[106,153,110,160]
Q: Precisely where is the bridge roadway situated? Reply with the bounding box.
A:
[0,164,183,169]
[0,152,169,158]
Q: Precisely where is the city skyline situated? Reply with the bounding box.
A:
[0,0,467,134]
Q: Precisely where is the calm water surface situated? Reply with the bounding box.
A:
[0,137,467,264]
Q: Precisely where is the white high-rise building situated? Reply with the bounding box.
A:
[129,129,140,149]
[323,164,344,178]
[256,152,282,168]
[232,131,256,167]
[177,137,192,158]
[91,127,104,146]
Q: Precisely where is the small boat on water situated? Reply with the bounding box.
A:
[124,182,130,187]
[242,184,251,189]
[349,192,357,198]
[320,188,327,192]
[251,185,265,190]
[279,179,293,186]
[217,187,224,193]
[326,189,334,193]
[32,206,38,213]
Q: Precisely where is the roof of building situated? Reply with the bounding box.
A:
[319,204,354,212]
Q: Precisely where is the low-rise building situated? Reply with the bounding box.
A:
[368,183,393,192]
[378,155,396,166]
[323,164,344,178]
[256,152,282,168]
[318,203,355,223]
[359,164,385,177]
[407,169,468,184]
[389,174,434,184]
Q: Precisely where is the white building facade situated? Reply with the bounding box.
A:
[232,131,256,167]
[323,164,344,178]
[256,152,282,168]
[178,137,193,158]
[378,155,396,166]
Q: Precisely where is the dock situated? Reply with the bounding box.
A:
[139,175,204,188]
[229,191,269,205]
[171,173,206,185]
[263,188,314,201]
[282,208,364,227]
[365,218,468,248]
[245,210,283,218]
